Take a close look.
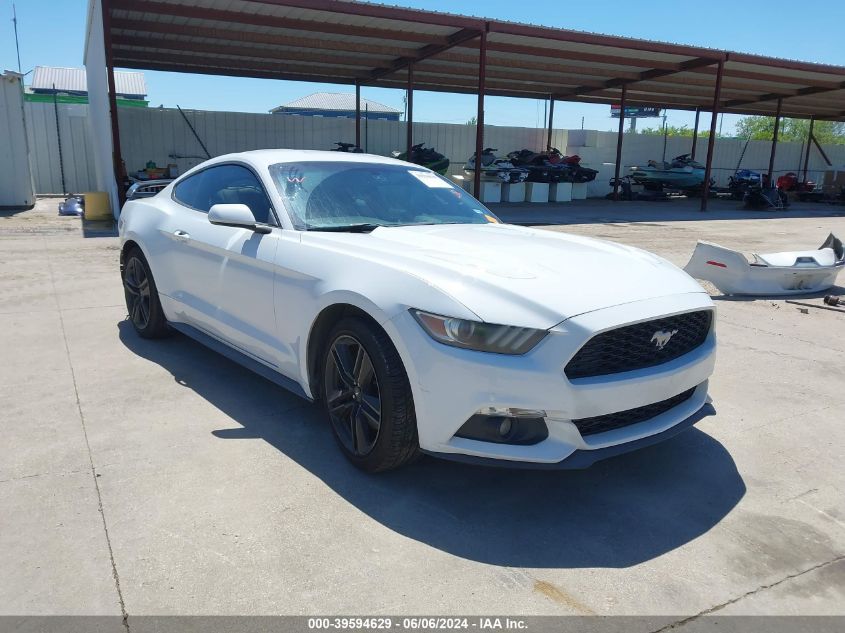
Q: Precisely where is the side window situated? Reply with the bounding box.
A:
[173,173,202,209]
[173,164,274,224]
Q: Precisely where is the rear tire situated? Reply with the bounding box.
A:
[322,317,419,472]
[122,247,170,339]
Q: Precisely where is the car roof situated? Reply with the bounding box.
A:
[204,149,412,170]
[171,149,429,190]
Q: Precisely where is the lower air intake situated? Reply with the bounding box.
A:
[572,387,697,437]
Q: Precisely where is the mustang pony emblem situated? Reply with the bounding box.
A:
[650,329,678,350]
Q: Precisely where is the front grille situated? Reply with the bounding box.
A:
[572,387,696,437]
[564,310,713,380]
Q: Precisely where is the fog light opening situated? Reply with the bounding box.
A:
[455,414,548,446]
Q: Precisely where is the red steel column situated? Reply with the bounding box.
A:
[101,0,125,208]
[700,60,724,211]
[690,107,700,160]
[406,64,413,158]
[355,81,361,149]
[767,97,783,181]
[802,116,815,183]
[546,97,555,150]
[473,27,487,197]
[612,85,627,201]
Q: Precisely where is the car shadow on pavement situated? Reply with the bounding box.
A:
[119,321,746,570]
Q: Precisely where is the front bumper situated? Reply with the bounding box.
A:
[422,402,715,469]
[384,292,716,466]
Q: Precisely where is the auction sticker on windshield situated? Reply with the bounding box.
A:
[409,170,452,188]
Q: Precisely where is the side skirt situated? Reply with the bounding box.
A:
[169,322,312,402]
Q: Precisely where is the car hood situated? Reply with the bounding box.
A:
[302,223,707,329]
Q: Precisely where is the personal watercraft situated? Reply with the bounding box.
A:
[506,148,598,183]
[331,142,363,153]
[543,148,599,183]
[727,169,762,200]
[392,142,450,175]
[464,148,528,183]
[629,154,710,191]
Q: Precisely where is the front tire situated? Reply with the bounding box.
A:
[122,247,170,339]
[322,317,419,472]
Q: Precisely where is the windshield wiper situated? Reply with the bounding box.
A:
[404,221,471,226]
[306,223,383,233]
[306,221,477,232]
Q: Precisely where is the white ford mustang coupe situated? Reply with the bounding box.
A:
[119,150,716,472]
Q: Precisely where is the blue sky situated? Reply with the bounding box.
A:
[3,0,843,135]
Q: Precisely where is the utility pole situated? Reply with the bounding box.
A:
[12,4,22,73]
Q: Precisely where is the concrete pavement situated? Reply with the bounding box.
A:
[1,199,843,620]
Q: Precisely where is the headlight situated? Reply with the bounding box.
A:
[410,310,547,355]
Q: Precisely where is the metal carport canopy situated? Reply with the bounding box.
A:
[105,0,845,120]
[92,0,845,212]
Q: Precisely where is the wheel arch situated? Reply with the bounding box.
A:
[119,239,143,272]
[306,303,396,401]
[120,237,152,274]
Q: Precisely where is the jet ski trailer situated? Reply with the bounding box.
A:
[684,234,844,295]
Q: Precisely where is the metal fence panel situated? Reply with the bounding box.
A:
[22,102,845,196]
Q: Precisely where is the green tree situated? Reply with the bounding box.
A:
[466,115,477,126]
[734,116,845,144]
[637,125,717,138]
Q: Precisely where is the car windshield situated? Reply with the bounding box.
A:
[269,161,500,231]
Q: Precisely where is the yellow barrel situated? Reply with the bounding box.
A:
[83,191,112,221]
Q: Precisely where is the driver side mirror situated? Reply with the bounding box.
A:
[208,204,271,234]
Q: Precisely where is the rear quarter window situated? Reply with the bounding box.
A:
[173,173,202,210]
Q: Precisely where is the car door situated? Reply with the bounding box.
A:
[167,163,282,367]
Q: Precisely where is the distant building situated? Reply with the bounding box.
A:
[270,92,401,121]
[25,66,148,107]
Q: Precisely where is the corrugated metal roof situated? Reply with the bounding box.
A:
[98,0,845,121]
[271,92,400,113]
[31,66,147,97]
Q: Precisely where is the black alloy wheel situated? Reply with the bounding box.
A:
[321,317,419,472]
[325,334,382,456]
[122,247,170,339]
[123,255,151,330]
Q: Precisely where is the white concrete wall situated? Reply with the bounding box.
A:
[23,101,845,197]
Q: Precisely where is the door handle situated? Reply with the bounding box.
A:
[173,230,191,242]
